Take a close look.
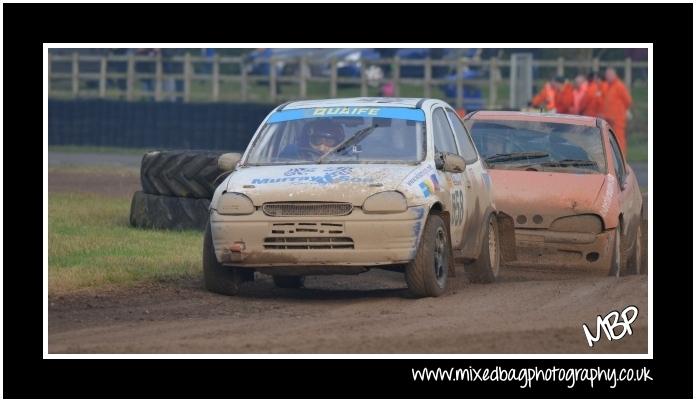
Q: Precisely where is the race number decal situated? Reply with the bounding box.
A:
[451,189,464,226]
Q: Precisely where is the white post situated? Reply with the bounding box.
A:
[72,52,79,97]
[184,53,192,103]
[212,54,220,102]
[99,56,107,98]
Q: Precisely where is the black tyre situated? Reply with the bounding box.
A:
[129,191,210,231]
[623,220,643,276]
[608,228,622,277]
[404,214,449,298]
[272,275,305,289]
[639,219,648,275]
[203,222,253,296]
[465,214,501,284]
[140,150,224,199]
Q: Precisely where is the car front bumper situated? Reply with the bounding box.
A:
[505,228,616,270]
[210,206,427,268]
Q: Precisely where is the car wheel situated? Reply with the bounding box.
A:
[404,214,449,298]
[465,214,501,283]
[624,221,643,275]
[608,228,622,277]
[202,222,253,296]
[272,275,305,289]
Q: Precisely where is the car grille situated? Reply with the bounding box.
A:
[262,202,353,217]
[264,222,353,249]
[264,237,354,250]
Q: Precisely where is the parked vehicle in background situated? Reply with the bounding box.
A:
[310,48,383,82]
[464,111,643,276]
[204,97,516,298]
[440,68,485,111]
[245,48,322,77]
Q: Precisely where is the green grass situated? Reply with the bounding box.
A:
[48,193,203,294]
[48,145,150,156]
[48,164,140,175]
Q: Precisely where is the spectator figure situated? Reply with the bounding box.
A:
[553,76,575,114]
[570,74,588,115]
[601,67,632,152]
[200,48,215,74]
[378,81,395,97]
[136,48,159,100]
[162,49,184,102]
[530,76,561,111]
[579,71,604,117]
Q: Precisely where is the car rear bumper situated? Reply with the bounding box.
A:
[209,206,427,268]
[506,228,615,269]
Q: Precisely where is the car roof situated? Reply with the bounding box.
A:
[282,97,434,110]
[469,110,598,127]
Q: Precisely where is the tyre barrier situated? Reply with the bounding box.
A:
[130,191,211,231]
[130,149,233,231]
[141,150,225,199]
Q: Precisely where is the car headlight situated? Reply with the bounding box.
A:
[216,192,255,215]
[550,214,603,234]
[362,191,407,213]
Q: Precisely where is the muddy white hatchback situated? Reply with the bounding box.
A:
[205,98,515,297]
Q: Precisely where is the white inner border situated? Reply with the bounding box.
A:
[43,43,653,359]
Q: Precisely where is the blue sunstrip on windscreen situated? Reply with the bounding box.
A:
[267,107,425,123]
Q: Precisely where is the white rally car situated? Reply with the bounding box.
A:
[205,98,515,297]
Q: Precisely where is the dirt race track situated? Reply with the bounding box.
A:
[48,165,649,354]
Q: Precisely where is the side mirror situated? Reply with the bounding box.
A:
[436,152,466,173]
[218,152,242,171]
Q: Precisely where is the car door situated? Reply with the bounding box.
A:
[607,128,641,243]
[445,108,489,257]
[431,106,468,249]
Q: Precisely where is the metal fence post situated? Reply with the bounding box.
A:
[184,53,192,103]
[240,59,248,102]
[270,57,277,102]
[155,52,163,101]
[592,58,600,73]
[488,57,498,108]
[393,56,400,97]
[47,53,53,96]
[624,57,632,91]
[212,54,220,102]
[556,57,564,77]
[330,57,337,98]
[299,57,308,98]
[126,53,134,101]
[99,56,107,98]
[72,52,79,97]
[423,57,431,98]
[456,59,463,109]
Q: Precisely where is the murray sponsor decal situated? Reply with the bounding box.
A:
[250,166,374,185]
[406,165,437,187]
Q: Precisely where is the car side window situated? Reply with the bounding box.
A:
[608,130,626,183]
[432,107,459,154]
[446,109,478,162]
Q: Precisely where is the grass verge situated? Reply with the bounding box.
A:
[48,145,150,156]
[48,192,203,295]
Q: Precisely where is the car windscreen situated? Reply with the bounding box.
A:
[469,119,606,173]
[244,107,426,165]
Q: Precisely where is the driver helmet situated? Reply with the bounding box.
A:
[308,119,345,152]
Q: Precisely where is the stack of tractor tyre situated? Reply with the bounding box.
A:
[129,150,230,231]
